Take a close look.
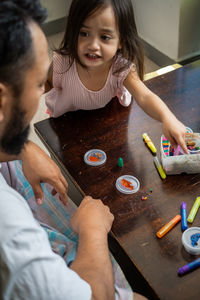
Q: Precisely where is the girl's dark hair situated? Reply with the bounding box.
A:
[57,0,144,80]
[0,0,47,96]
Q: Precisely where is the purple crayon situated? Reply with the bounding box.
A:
[178,258,200,276]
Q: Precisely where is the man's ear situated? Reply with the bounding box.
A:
[0,83,11,122]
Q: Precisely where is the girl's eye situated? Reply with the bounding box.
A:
[101,35,111,41]
[79,31,88,37]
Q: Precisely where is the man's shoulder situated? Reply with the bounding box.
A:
[0,173,36,240]
[0,172,31,212]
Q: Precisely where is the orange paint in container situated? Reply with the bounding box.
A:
[89,156,99,162]
[121,179,134,190]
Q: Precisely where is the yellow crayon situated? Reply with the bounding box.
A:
[153,156,166,180]
[187,197,200,223]
[142,133,157,154]
[156,215,181,238]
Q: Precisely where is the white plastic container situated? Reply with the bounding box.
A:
[116,175,140,194]
[161,133,200,175]
[182,227,200,255]
[84,149,107,166]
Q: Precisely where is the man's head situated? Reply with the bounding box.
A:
[0,0,49,155]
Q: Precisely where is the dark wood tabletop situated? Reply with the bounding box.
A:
[35,60,200,300]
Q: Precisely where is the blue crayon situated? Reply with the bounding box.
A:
[178,258,200,276]
[181,202,187,231]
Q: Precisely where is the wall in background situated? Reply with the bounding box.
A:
[179,0,200,61]
[41,0,71,22]
[132,0,200,63]
[132,0,180,61]
[40,0,72,35]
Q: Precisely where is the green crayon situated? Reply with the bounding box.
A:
[118,157,123,167]
[187,197,200,223]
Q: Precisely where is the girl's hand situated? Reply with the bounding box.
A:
[162,115,188,154]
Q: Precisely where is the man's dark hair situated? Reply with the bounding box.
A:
[0,0,47,96]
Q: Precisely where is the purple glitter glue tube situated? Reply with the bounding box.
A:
[178,258,200,276]
[181,202,187,231]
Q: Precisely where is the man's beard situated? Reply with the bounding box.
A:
[1,102,30,155]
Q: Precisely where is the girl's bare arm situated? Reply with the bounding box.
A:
[124,67,188,153]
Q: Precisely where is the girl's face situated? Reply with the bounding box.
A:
[77,5,121,71]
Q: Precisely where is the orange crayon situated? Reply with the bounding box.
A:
[156,215,181,238]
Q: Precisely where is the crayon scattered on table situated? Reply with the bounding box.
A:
[187,197,200,223]
[142,133,157,155]
[153,156,166,180]
[118,157,123,167]
[181,202,187,231]
[178,258,200,276]
[156,215,181,238]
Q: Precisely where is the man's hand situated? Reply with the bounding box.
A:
[70,196,115,300]
[20,141,68,205]
[71,196,114,235]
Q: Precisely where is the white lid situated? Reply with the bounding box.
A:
[189,148,200,155]
[186,127,193,133]
[116,175,140,194]
[84,149,107,166]
[182,227,200,255]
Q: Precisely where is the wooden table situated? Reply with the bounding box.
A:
[35,60,200,300]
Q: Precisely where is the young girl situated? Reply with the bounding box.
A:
[45,0,188,153]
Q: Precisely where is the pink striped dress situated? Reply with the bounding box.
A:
[45,52,134,118]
